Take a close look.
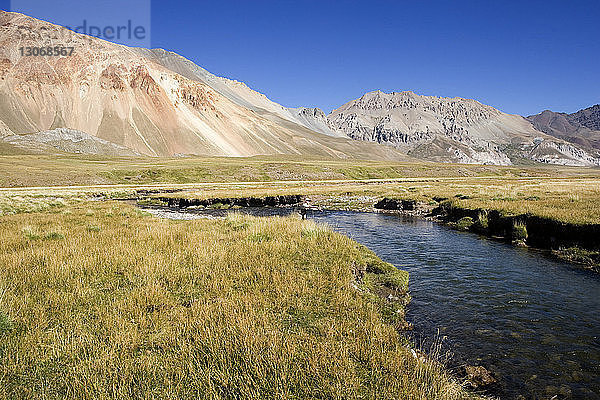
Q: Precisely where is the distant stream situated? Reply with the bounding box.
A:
[142,206,600,399]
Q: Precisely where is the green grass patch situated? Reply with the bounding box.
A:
[455,217,474,231]
[512,221,528,241]
[0,311,12,335]
[43,232,64,241]
[86,225,101,232]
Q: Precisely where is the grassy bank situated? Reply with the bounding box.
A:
[364,177,600,225]
[145,176,600,270]
[149,176,600,224]
[0,200,479,399]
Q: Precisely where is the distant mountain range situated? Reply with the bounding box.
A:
[0,10,598,166]
[0,11,405,161]
[320,91,599,166]
[527,105,600,151]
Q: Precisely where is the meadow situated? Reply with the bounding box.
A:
[150,176,600,225]
[0,199,482,399]
[0,153,592,187]
[1,154,599,398]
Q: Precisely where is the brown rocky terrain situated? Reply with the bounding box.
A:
[527,105,600,151]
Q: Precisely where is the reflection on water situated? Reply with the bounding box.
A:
[146,206,600,399]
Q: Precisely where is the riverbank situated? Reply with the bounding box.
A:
[140,176,600,272]
[0,199,482,399]
[371,188,600,273]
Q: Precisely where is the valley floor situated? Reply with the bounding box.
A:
[1,155,599,398]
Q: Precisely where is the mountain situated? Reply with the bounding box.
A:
[0,10,598,166]
[137,49,344,138]
[0,11,407,160]
[300,91,599,166]
[527,105,600,150]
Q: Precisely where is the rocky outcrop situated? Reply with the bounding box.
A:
[2,128,141,156]
[571,104,600,130]
[288,107,341,137]
[528,139,600,166]
[374,198,417,211]
[461,365,497,390]
[326,91,600,166]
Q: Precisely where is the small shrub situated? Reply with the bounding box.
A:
[0,311,12,335]
[87,225,101,232]
[44,232,65,241]
[247,232,271,242]
[473,211,489,231]
[135,209,151,217]
[512,221,528,242]
[49,198,67,208]
[22,226,40,240]
[456,216,474,231]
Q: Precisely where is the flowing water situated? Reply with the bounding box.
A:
[144,206,600,399]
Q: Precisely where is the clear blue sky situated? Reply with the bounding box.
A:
[4,0,599,115]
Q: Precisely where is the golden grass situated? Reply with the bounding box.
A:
[1,153,597,187]
[0,201,478,399]
[364,177,600,225]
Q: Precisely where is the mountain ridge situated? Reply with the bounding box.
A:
[306,90,599,166]
[0,10,598,167]
[0,10,411,161]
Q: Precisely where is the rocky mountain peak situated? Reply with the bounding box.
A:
[297,107,327,119]
[570,104,600,131]
[326,90,600,166]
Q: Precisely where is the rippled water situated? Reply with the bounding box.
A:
[146,206,600,399]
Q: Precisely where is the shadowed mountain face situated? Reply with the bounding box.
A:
[0,11,409,160]
[527,106,600,150]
